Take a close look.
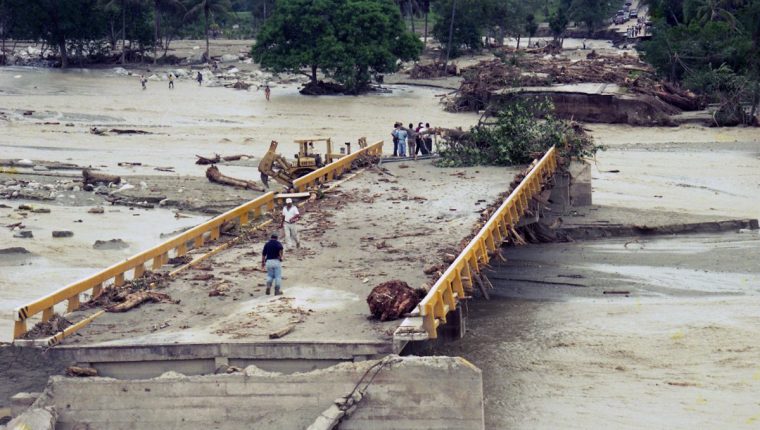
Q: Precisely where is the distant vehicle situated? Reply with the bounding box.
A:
[614,15,625,24]
[625,0,632,5]
[617,9,624,16]
[630,9,638,18]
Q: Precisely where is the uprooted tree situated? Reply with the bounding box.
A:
[252,0,422,94]
[436,98,603,167]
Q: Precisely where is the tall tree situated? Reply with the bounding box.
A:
[21,0,106,67]
[569,0,613,35]
[549,5,569,46]
[99,0,137,63]
[432,0,489,57]
[153,0,185,63]
[253,0,422,93]
[185,0,232,61]
[525,14,538,47]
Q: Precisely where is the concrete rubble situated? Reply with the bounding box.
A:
[4,356,484,430]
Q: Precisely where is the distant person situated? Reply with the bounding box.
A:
[406,123,417,159]
[417,122,429,155]
[261,233,284,295]
[281,198,300,248]
[391,122,400,156]
[264,84,271,101]
[423,122,433,154]
[394,122,408,157]
[140,74,147,90]
[196,71,203,86]
[168,73,175,89]
[582,39,587,49]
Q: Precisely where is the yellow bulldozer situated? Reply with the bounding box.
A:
[258,137,366,189]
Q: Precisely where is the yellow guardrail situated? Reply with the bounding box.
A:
[293,140,383,192]
[417,147,558,339]
[13,192,277,340]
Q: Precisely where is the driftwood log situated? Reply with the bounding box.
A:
[106,291,177,312]
[82,168,121,185]
[205,165,265,191]
[66,366,98,377]
[195,154,221,165]
[366,280,426,321]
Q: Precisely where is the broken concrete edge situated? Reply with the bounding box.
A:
[3,385,56,430]
[8,355,484,430]
[558,218,759,241]
[1,407,56,430]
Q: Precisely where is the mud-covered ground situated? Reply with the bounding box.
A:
[59,160,519,348]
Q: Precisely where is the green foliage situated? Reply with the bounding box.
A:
[437,99,603,167]
[569,0,614,35]
[524,14,539,39]
[431,0,485,57]
[253,0,422,93]
[548,6,569,42]
[641,0,760,125]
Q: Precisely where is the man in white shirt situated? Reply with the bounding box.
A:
[281,198,301,248]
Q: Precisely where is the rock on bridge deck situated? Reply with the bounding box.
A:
[52,160,520,377]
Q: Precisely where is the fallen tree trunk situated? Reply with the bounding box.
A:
[82,168,121,185]
[195,154,221,165]
[106,291,177,312]
[205,165,265,191]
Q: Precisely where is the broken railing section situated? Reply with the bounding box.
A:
[293,140,383,192]
[12,192,277,341]
[415,147,558,339]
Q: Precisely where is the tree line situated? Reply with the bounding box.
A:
[0,0,277,67]
[641,0,760,124]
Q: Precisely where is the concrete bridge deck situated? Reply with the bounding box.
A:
[50,161,520,377]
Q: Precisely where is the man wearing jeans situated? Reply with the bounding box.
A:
[261,234,284,295]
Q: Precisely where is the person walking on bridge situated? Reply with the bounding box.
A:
[281,198,301,248]
[261,234,284,295]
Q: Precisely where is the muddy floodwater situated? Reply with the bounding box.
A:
[439,232,760,429]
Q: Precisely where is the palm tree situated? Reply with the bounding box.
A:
[185,0,232,62]
[153,0,185,63]
[690,0,741,29]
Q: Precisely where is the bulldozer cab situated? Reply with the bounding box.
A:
[293,138,341,167]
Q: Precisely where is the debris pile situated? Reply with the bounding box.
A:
[20,314,72,339]
[81,271,175,312]
[408,62,458,79]
[444,54,703,113]
[366,280,426,321]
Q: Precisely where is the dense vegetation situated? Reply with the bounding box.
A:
[641,0,760,124]
[0,0,274,66]
[437,99,603,167]
[252,0,422,93]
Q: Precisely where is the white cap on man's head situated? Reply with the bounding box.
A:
[286,198,293,204]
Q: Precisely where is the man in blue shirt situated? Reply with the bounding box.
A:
[261,234,284,295]
[393,123,408,157]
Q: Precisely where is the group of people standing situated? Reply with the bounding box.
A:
[391,122,433,158]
